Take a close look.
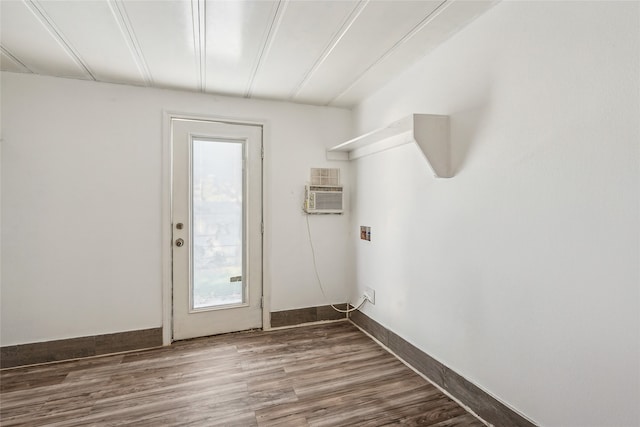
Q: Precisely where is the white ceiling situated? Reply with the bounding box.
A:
[0,0,497,108]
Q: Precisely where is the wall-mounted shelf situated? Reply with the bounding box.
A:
[327,114,452,178]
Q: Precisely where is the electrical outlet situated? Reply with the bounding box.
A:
[364,287,375,305]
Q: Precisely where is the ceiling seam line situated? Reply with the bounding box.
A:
[244,0,288,99]
[198,0,206,93]
[190,0,198,90]
[0,45,34,73]
[191,0,206,92]
[289,0,369,101]
[24,0,96,80]
[327,0,452,106]
[108,0,154,86]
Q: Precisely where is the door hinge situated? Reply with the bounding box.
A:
[261,221,264,234]
[261,146,264,159]
[260,296,264,308]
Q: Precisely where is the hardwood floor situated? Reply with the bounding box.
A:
[0,321,485,426]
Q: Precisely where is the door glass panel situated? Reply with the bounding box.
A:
[191,138,244,309]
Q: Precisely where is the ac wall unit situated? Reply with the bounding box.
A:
[304,185,343,214]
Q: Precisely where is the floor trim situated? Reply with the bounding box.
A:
[1,328,163,369]
[270,304,348,328]
[349,310,537,427]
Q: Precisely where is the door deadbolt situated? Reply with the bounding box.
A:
[175,238,184,247]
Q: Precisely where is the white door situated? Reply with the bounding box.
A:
[171,118,263,340]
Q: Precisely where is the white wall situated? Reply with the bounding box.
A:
[0,72,352,346]
[350,2,639,426]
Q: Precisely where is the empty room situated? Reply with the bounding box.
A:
[1,0,638,426]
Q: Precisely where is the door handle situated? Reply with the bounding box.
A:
[175,238,184,247]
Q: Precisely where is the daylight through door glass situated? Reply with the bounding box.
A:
[191,138,244,309]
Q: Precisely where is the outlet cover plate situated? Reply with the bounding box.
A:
[364,287,375,305]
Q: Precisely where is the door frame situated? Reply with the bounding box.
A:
[162,111,272,345]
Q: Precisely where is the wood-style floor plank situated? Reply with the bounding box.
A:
[1,321,485,426]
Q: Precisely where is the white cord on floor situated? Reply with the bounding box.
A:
[305,213,366,314]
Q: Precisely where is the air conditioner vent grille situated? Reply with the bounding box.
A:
[309,185,342,192]
[315,192,342,210]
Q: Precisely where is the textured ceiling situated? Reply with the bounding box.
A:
[1,0,497,107]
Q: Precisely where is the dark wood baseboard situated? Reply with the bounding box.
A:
[270,304,348,328]
[349,310,537,427]
[1,328,163,369]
